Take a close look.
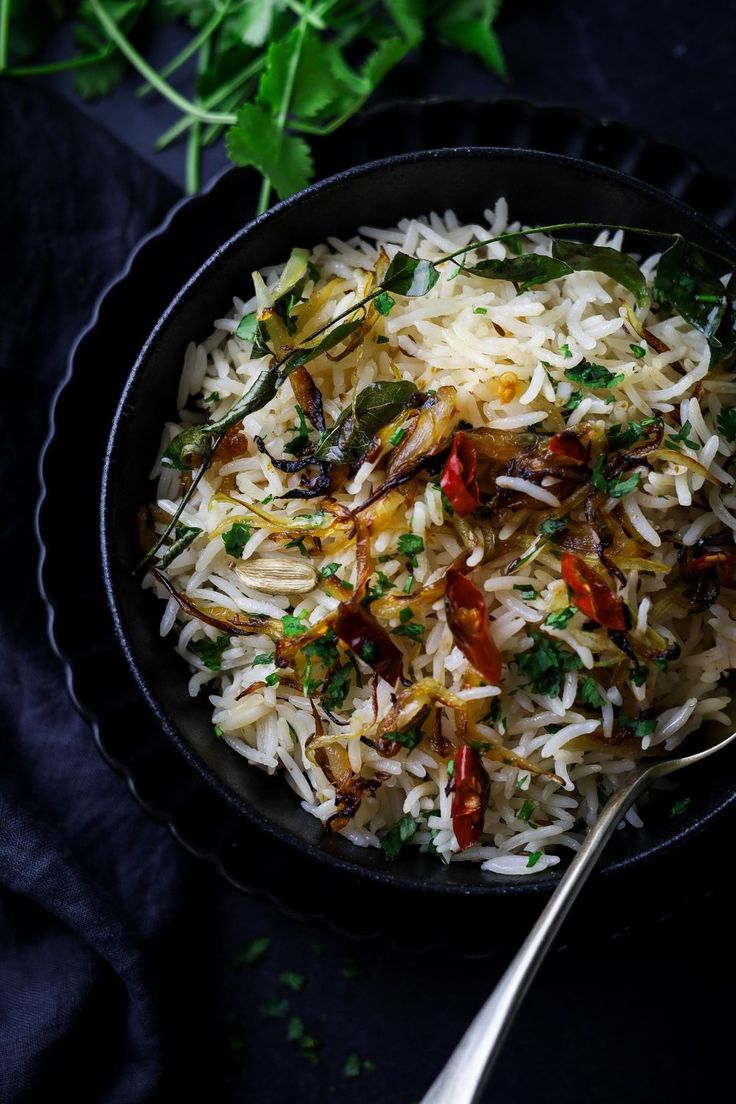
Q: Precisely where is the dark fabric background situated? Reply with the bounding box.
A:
[2,3,736,1102]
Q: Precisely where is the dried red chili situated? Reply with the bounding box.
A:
[335,601,403,686]
[689,551,736,580]
[547,431,589,464]
[560,553,628,631]
[440,432,480,516]
[444,569,502,684]
[451,745,490,850]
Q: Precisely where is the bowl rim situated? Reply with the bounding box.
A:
[100,144,736,895]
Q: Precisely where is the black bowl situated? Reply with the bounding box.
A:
[101,146,736,895]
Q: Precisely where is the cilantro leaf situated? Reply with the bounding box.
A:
[380,814,417,859]
[564,361,625,389]
[397,533,424,568]
[717,408,736,443]
[579,677,604,708]
[222,522,252,558]
[544,606,575,629]
[231,935,271,968]
[538,515,569,539]
[383,724,423,750]
[516,630,581,698]
[282,612,308,638]
[189,635,230,671]
[619,713,657,738]
[226,104,314,200]
[607,416,661,450]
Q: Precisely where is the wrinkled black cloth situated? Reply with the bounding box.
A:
[3,9,736,1099]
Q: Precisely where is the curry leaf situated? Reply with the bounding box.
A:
[382,253,440,296]
[283,319,364,374]
[462,253,572,293]
[159,525,202,568]
[314,381,420,464]
[551,239,648,307]
[653,237,728,340]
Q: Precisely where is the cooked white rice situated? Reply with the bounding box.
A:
[143,200,736,875]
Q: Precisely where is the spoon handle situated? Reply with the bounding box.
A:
[419,767,651,1104]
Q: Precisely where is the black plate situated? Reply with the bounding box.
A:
[39,100,736,947]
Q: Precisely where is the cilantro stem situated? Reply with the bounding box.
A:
[4,45,115,77]
[256,0,313,215]
[185,39,211,195]
[0,0,12,70]
[155,59,264,151]
[137,0,230,98]
[88,0,237,126]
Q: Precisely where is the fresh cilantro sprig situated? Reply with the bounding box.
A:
[4,3,509,202]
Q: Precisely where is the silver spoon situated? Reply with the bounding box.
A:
[420,726,736,1104]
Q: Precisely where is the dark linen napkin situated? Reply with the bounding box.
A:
[0,79,187,1103]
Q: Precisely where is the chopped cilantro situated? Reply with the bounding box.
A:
[513,584,537,600]
[670,797,691,817]
[362,571,395,605]
[222,522,252,558]
[397,533,424,568]
[399,607,414,623]
[376,334,390,344]
[261,494,273,504]
[473,306,488,315]
[374,291,396,316]
[607,416,661,450]
[564,360,625,389]
[320,563,341,578]
[344,1054,362,1078]
[516,629,582,698]
[403,574,414,594]
[213,724,224,739]
[518,799,535,823]
[563,389,584,414]
[544,606,575,629]
[380,814,417,859]
[389,426,406,446]
[286,1015,305,1041]
[384,725,423,750]
[592,456,641,498]
[446,759,455,778]
[252,653,275,666]
[393,621,425,642]
[279,970,306,992]
[265,672,280,686]
[321,664,352,711]
[526,850,543,868]
[630,665,648,687]
[666,420,699,451]
[205,390,220,403]
[630,343,646,358]
[579,677,604,708]
[284,537,309,557]
[286,1017,320,1064]
[619,713,657,738]
[538,515,569,539]
[260,996,289,1019]
[231,935,271,968]
[282,612,308,637]
[560,343,572,358]
[717,408,736,442]
[284,405,311,456]
[189,635,230,672]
